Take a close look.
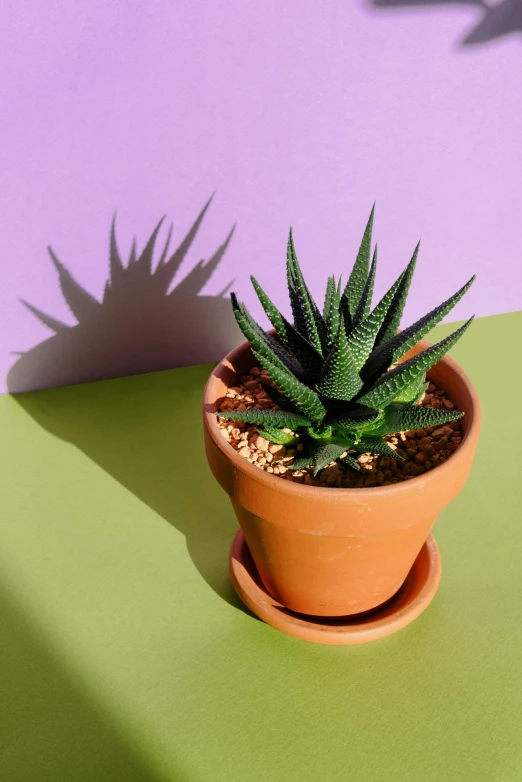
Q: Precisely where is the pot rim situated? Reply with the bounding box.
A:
[203,336,481,499]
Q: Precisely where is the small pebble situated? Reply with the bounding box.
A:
[256,436,269,452]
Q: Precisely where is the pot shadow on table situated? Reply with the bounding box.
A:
[0,577,160,781]
[13,364,256,619]
[368,0,522,46]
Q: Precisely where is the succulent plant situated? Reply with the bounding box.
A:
[218,207,475,476]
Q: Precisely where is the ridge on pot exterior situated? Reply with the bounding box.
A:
[203,336,480,617]
[203,208,480,619]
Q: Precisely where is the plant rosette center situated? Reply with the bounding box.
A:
[217,367,463,489]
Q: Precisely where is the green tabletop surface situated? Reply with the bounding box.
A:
[1,311,521,782]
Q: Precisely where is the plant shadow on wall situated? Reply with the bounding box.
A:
[369,0,522,46]
[7,195,241,393]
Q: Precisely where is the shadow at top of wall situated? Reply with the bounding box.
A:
[370,0,522,46]
[7,195,241,394]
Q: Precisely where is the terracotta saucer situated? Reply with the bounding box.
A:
[229,529,442,645]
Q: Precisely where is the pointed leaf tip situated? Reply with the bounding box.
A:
[344,206,375,319]
[358,316,474,408]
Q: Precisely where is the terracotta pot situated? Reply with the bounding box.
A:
[203,337,481,617]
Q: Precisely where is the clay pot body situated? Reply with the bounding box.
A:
[203,338,481,617]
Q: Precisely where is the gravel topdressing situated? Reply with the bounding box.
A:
[217,365,463,488]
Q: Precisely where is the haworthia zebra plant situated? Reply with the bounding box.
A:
[218,207,475,477]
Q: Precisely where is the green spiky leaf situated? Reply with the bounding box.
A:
[316,315,363,401]
[259,381,299,411]
[251,276,324,381]
[312,303,329,356]
[287,259,309,342]
[256,426,298,445]
[288,236,328,352]
[363,275,475,383]
[252,351,326,422]
[286,229,323,353]
[373,242,419,348]
[350,436,405,461]
[341,453,361,471]
[413,382,430,404]
[323,276,335,321]
[388,275,475,365]
[326,277,342,350]
[352,245,378,329]
[357,318,473,408]
[231,294,303,379]
[339,291,351,339]
[261,329,304,379]
[239,302,304,378]
[328,405,382,430]
[289,456,313,471]
[307,422,333,439]
[344,205,375,317]
[393,376,428,404]
[347,269,404,371]
[250,276,286,335]
[310,443,348,476]
[368,403,464,437]
[217,408,312,429]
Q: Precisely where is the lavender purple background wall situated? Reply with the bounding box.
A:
[1,1,521,393]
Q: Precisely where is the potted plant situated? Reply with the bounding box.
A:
[203,207,481,642]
